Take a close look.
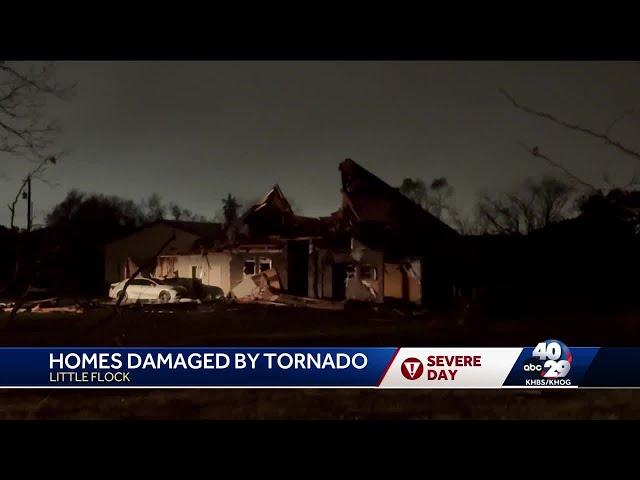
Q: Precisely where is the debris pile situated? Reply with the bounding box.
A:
[230,268,343,310]
[140,298,202,313]
[1,297,85,314]
[231,268,282,302]
[264,294,344,310]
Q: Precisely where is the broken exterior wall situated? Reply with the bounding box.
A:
[104,223,200,284]
[155,249,286,298]
[304,240,385,303]
[314,247,333,299]
[156,252,232,295]
[406,260,422,302]
[320,251,333,299]
[229,250,287,294]
[338,158,464,307]
[156,255,177,278]
[308,240,333,299]
[383,260,421,304]
[312,249,353,300]
[316,240,421,304]
[346,238,384,303]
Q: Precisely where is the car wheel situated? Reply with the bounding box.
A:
[159,291,171,303]
[117,291,127,303]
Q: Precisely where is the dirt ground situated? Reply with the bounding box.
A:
[0,389,637,420]
[0,301,639,420]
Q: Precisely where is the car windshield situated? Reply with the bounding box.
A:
[129,278,157,286]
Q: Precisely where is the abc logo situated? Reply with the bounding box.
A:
[524,363,542,372]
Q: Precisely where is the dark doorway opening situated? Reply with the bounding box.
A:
[332,263,347,300]
[288,240,309,296]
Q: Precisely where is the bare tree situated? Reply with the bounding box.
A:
[169,203,184,220]
[427,177,455,219]
[527,176,574,227]
[399,178,428,208]
[0,62,74,158]
[476,176,575,235]
[448,210,484,235]
[399,176,456,220]
[222,193,241,227]
[477,192,523,235]
[168,202,206,222]
[399,175,466,233]
[142,193,166,222]
[2,62,74,230]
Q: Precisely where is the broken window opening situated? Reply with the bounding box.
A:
[243,259,256,277]
[258,257,272,272]
[345,264,356,279]
[359,265,377,280]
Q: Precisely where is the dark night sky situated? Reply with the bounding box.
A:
[2,61,640,227]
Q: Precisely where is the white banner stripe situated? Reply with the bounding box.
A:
[379,348,523,388]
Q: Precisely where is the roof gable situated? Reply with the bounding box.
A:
[242,185,293,219]
[106,219,223,247]
[339,158,459,237]
[157,220,223,239]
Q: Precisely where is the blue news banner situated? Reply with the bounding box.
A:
[0,346,639,388]
[0,348,396,387]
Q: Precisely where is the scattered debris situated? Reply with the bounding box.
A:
[30,304,85,314]
[231,276,261,300]
[2,297,85,314]
[361,279,378,299]
[256,268,282,291]
[140,299,201,313]
[24,297,59,309]
[231,268,282,302]
[178,297,199,303]
[229,267,344,309]
[256,300,288,307]
[263,295,344,310]
[347,278,377,302]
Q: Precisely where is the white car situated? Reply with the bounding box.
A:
[108,277,186,303]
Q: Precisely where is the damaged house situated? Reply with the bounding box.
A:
[141,159,464,306]
[155,185,344,301]
[337,159,464,305]
[104,220,224,285]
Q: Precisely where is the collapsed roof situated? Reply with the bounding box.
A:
[240,184,338,241]
[158,220,224,240]
[338,158,461,258]
[187,160,464,258]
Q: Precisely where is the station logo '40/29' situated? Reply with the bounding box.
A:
[524,339,572,378]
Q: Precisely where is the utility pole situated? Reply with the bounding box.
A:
[26,175,32,233]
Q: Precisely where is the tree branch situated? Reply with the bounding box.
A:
[0,63,72,100]
[500,88,640,162]
[516,141,597,191]
[605,108,638,136]
[0,62,73,157]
